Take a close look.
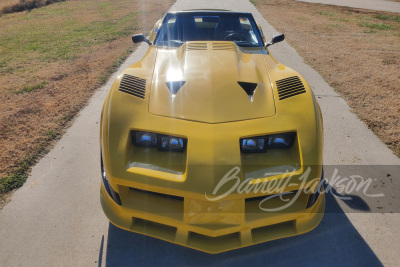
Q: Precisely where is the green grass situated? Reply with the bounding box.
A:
[0,143,46,193]
[374,14,400,22]
[359,22,396,30]
[13,80,48,94]
[250,0,257,6]
[0,1,140,74]
[330,17,349,22]
[316,11,336,16]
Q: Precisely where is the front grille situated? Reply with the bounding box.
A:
[118,74,146,99]
[276,76,306,100]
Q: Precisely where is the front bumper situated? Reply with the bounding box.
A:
[100,177,325,254]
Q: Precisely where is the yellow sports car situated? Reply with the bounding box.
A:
[100,10,324,253]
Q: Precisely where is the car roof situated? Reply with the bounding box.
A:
[168,10,251,15]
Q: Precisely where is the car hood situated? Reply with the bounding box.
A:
[149,42,276,123]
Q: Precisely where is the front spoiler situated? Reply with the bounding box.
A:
[100,183,325,254]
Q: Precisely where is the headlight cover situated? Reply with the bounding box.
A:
[240,132,296,153]
[133,131,158,147]
[267,132,296,149]
[132,131,187,152]
[240,137,267,153]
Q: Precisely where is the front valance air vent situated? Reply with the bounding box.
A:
[118,74,146,99]
[276,76,306,100]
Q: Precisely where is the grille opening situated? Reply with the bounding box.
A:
[276,76,306,100]
[245,190,297,203]
[129,187,184,202]
[132,217,177,241]
[119,74,146,99]
[251,220,296,243]
[187,232,241,252]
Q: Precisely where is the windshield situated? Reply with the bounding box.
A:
[154,12,263,48]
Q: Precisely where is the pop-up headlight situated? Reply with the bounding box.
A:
[267,132,296,149]
[159,135,186,152]
[132,131,187,152]
[133,131,158,147]
[240,137,267,153]
[240,132,296,153]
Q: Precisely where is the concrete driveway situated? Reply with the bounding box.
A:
[297,0,400,13]
[1,0,399,266]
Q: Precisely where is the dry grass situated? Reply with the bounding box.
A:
[0,0,66,15]
[0,0,20,10]
[254,0,400,156]
[0,0,173,193]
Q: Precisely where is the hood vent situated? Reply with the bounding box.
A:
[185,43,208,51]
[212,43,236,51]
[276,76,306,100]
[119,74,146,99]
[238,82,258,101]
[166,81,186,96]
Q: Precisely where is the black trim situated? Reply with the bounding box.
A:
[100,151,122,205]
[306,168,324,208]
[129,187,184,202]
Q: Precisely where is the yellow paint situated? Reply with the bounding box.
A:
[100,28,324,253]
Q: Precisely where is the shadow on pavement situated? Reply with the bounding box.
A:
[102,192,382,266]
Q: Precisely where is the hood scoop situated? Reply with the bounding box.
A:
[238,82,258,101]
[166,81,186,96]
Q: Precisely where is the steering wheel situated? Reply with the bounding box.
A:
[223,32,248,41]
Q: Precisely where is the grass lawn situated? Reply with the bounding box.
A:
[0,0,173,195]
[253,0,400,157]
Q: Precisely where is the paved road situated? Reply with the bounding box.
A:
[1,0,399,266]
[297,0,400,13]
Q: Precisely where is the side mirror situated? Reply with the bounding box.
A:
[266,33,285,47]
[132,34,152,45]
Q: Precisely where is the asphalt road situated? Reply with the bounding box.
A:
[297,0,400,13]
[1,0,399,266]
